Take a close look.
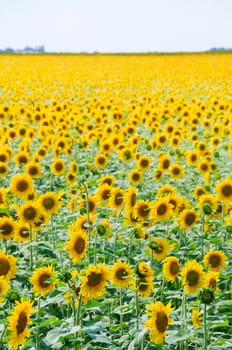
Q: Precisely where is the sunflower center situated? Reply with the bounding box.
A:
[16,180,29,192]
[185,213,196,226]
[132,172,140,181]
[0,223,13,236]
[0,165,6,173]
[102,189,111,200]
[221,184,232,197]
[138,278,148,291]
[55,162,63,171]
[209,278,216,289]
[43,198,55,210]
[0,258,10,276]
[173,167,180,175]
[156,311,168,333]
[87,272,102,287]
[74,237,85,254]
[138,204,150,218]
[130,193,136,207]
[200,164,208,171]
[23,207,37,220]
[87,200,95,212]
[29,166,38,175]
[116,268,128,280]
[38,273,52,288]
[208,254,221,268]
[170,262,179,275]
[114,193,123,206]
[140,159,149,168]
[157,204,167,216]
[191,155,197,162]
[18,156,27,164]
[16,311,27,335]
[186,270,199,286]
[162,159,170,169]
[98,157,105,164]
[19,228,30,238]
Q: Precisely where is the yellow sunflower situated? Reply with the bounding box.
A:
[137,156,151,171]
[50,158,66,176]
[0,276,10,303]
[134,200,151,220]
[125,186,137,212]
[137,276,153,297]
[94,154,108,168]
[157,184,176,197]
[216,179,232,202]
[192,309,202,327]
[193,186,207,199]
[17,201,41,225]
[10,174,34,199]
[203,250,227,272]
[136,261,153,278]
[99,174,115,186]
[110,261,135,289]
[30,266,57,296]
[14,221,30,242]
[14,151,30,167]
[181,260,205,294]
[0,251,16,279]
[7,299,35,350]
[149,237,170,261]
[204,271,220,292]
[169,163,184,180]
[109,187,124,211]
[65,228,87,263]
[80,264,109,301]
[145,301,173,344]
[0,162,8,177]
[152,198,173,223]
[25,161,41,179]
[185,150,199,166]
[162,256,180,282]
[0,216,16,241]
[96,183,112,203]
[38,191,62,216]
[179,209,199,230]
[128,168,143,185]
[96,219,112,238]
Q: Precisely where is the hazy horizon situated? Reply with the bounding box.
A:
[0,0,231,53]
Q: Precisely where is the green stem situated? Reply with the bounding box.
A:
[36,297,40,350]
[0,324,7,348]
[203,304,208,350]
[50,215,56,251]
[29,224,33,270]
[201,214,205,261]
[76,294,82,327]
[119,288,123,336]
[83,183,91,264]
[135,278,139,331]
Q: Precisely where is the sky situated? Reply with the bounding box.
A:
[0,0,231,53]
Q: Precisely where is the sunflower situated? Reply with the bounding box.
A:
[0,251,16,279]
[137,156,151,171]
[7,299,35,350]
[203,250,227,272]
[96,219,112,238]
[198,160,210,176]
[51,158,66,176]
[80,194,97,214]
[14,151,30,167]
[0,162,8,177]
[99,174,115,186]
[198,194,216,213]
[128,168,143,185]
[193,186,207,199]
[96,183,112,203]
[109,187,124,210]
[125,186,137,212]
[159,155,170,171]
[30,266,57,296]
[65,171,77,185]
[25,161,41,179]
[134,200,151,220]
[0,276,10,303]
[38,191,62,216]
[137,276,153,297]
[0,188,7,207]
[162,256,180,282]
[192,309,202,327]
[136,261,153,278]
[168,163,184,180]
[216,179,232,202]
[181,260,205,294]
[14,221,30,242]
[0,216,16,240]
[80,264,109,301]
[10,174,34,199]
[111,261,135,289]
[74,213,95,231]
[179,209,199,230]
[204,271,220,292]
[152,198,173,223]
[157,184,176,197]
[149,237,170,261]
[145,301,173,344]
[153,168,163,181]
[65,228,87,263]
[186,150,199,166]
[94,154,108,168]
[17,201,41,225]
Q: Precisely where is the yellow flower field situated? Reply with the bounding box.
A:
[0,53,232,349]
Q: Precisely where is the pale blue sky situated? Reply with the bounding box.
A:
[0,0,231,52]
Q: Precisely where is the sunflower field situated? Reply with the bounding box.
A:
[0,53,232,350]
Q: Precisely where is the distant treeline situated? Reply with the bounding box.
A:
[0,46,45,53]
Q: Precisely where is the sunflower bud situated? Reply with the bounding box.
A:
[5,289,21,303]
[202,203,213,215]
[199,287,215,305]
[58,270,72,283]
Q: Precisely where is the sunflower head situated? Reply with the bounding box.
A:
[30,266,57,296]
[203,250,227,271]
